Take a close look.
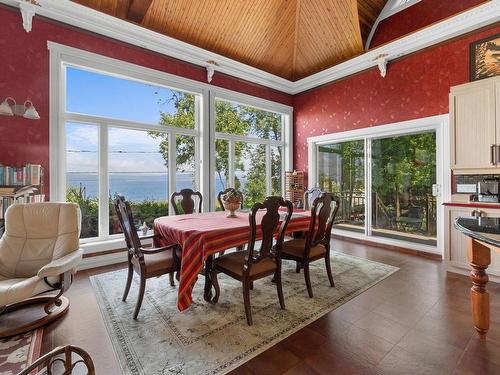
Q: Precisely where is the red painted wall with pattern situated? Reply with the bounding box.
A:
[0,5,292,197]
[371,0,488,48]
[293,24,500,177]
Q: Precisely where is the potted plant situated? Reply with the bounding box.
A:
[221,189,243,217]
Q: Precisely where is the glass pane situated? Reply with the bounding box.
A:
[176,135,197,192]
[271,146,283,196]
[65,122,99,239]
[317,140,365,233]
[235,142,266,209]
[214,139,229,211]
[66,66,196,128]
[215,99,281,140]
[371,132,437,245]
[108,127,169,235]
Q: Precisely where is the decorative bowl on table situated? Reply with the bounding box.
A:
[221,189,243,218]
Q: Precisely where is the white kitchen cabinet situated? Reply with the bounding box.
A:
[450,76,500,173]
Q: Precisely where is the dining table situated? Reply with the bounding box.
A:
[154,209,312,311]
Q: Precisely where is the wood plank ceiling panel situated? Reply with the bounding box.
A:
[72,0,118,16]
[142,0,297,80]
[357,0,387,45]
[293,0,364,80]
[71,0,386,81]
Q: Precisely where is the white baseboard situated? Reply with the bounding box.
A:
[78,251,127,271]
[447,263,500,284]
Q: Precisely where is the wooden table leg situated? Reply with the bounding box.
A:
[203,254,214,302]
[467,237,491,340]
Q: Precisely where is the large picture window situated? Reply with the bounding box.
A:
[50,44,292,245]
[214,99,285,210]
[63,66,200,241]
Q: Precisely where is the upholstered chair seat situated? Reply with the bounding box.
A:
[0,202,83,338]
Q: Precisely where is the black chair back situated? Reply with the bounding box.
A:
[170,189,203,215]
[246,196,293,268]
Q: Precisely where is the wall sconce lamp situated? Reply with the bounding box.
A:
[0,97,40,120]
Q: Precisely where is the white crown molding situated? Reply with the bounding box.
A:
[293,1,500,94]
[1,0,499,95]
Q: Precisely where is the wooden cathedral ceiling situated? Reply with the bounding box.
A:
[71,0,387,81]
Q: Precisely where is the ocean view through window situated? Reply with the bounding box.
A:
[65,66,200,240]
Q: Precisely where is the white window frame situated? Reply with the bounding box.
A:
[48,42,293,253]
[308,114,450,256]
[209,90,290,210]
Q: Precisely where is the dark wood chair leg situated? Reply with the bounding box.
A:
[133,275,146,320]
[242,279,253,325]
[169,272,175,287]
[295,261,301,273]
[275,269,285,310]
[122,264,133,302]
[325,254,335,287]
[303,262,313,298]
[210,268,220,303]
[249,281,254,290]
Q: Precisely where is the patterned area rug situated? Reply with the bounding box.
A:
[91,252,398,375]
[0,329,43,375]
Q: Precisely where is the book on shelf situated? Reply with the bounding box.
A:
[0,192,45,220]
[0,185,39,195]
[0,164,42,186]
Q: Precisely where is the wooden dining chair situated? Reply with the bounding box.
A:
[304,187,324,210]
[217,188,244,209]
[170,188,203,215]
[210,196,293,325]
[282,193,339,298]
[114,194,181,319]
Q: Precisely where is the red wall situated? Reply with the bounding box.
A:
[0,5,292,196]
[371,0,488,48]
[293,24,500,176]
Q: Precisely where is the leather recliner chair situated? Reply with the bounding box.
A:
[0,202,83,337]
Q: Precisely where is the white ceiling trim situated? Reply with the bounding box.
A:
[1,0,499,95]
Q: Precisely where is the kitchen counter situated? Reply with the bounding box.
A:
[443,202,500,209]
[454,216,500,248]
[453,215,500,340]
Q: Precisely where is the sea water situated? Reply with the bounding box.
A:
[66,172,240,201]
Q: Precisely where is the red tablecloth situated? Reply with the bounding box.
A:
[154,210,311,311]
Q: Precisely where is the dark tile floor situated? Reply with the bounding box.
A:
[41,239,500,374]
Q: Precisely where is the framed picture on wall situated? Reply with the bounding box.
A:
[470,33,500,81]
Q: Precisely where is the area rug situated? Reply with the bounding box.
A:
[91,252,398,375]
[0,329,43,375]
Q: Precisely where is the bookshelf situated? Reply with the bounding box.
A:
[0,164,45,237]
[285,170,304,207]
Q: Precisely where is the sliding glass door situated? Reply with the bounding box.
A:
[317,140,365,233]
[371,132,437,245]
[314,127,439,249]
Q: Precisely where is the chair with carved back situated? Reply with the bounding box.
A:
[170,188,203,215]
[281,193,340,298]
[18,345,95,375]
[304,187,325,210]
[210,196,293,325]
[114,194,181,319]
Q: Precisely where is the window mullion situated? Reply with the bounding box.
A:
[266,144,271,196]
[168,132,176,215]
[364,137,372,237]
[98,124,109,239]
[229,140,235,188]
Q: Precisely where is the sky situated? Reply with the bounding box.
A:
[66,67,182,174]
